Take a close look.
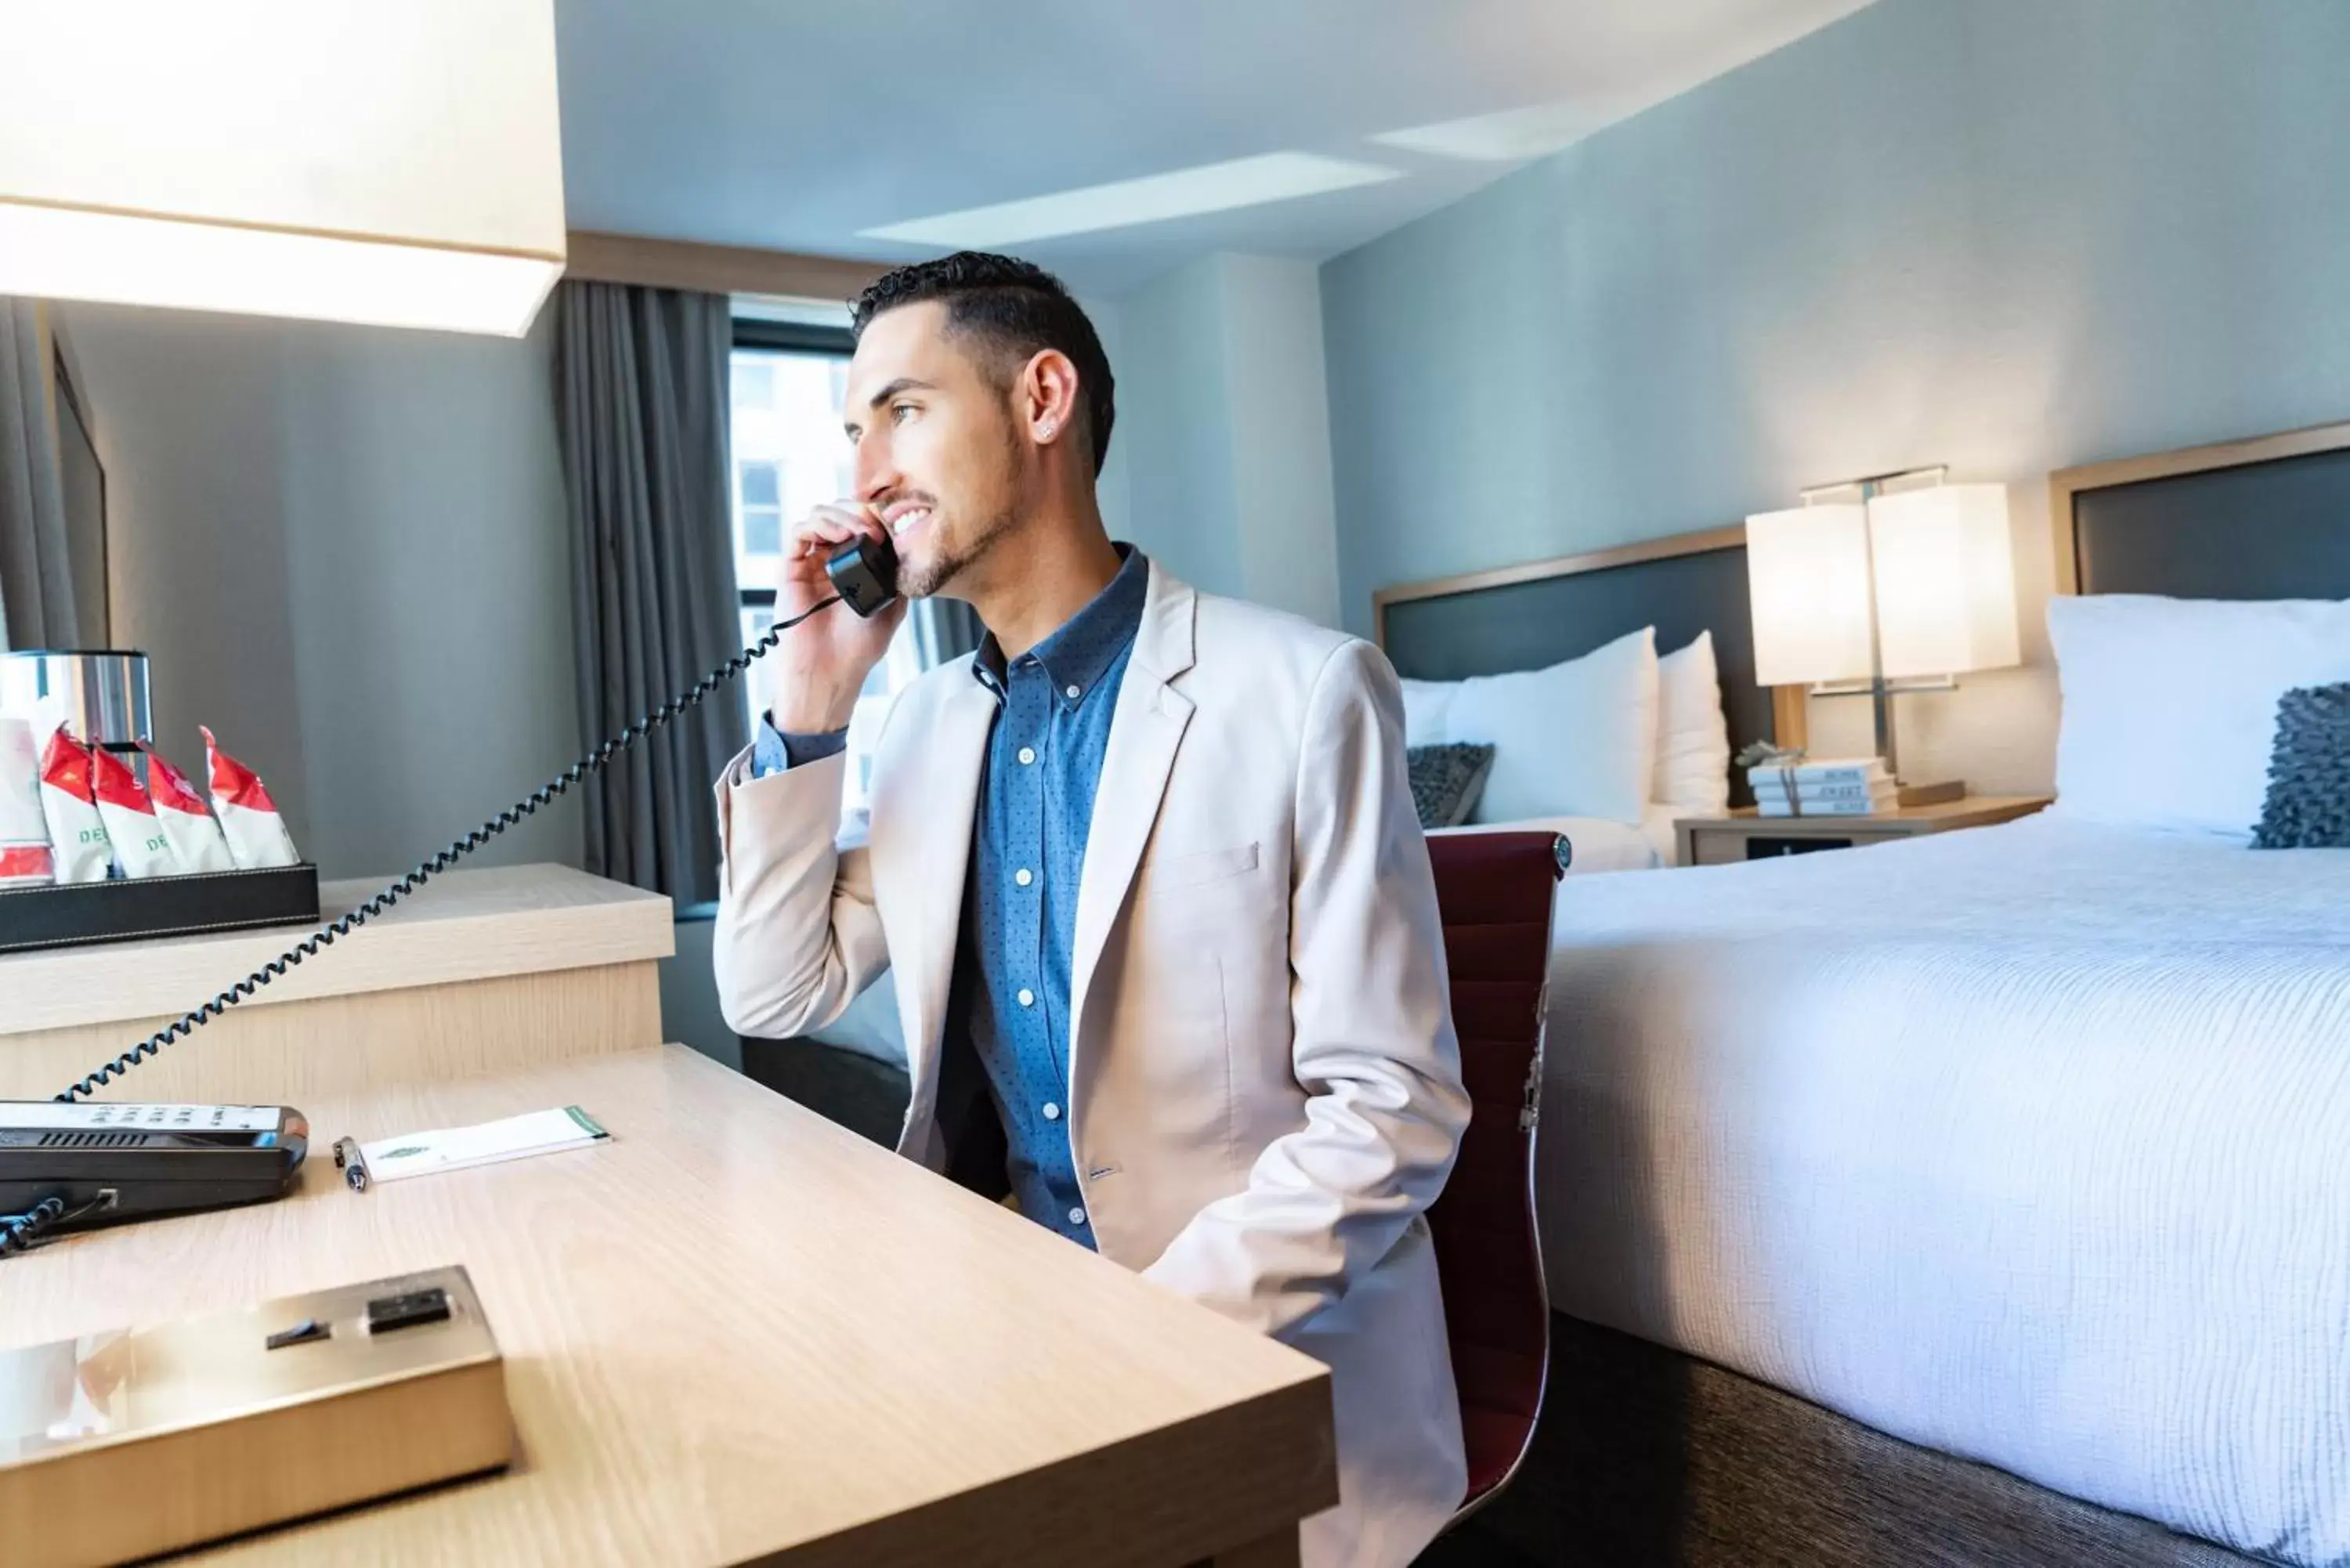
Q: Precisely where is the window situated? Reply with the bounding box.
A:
[730,357,774,410]
[736,460,783,555]
[730,313,920,814]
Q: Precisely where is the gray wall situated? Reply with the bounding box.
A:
[1112,255,1343,626]
[62,303,584,880]
[1076,291,1136,548]
[660,911,740,1071]
[1321,0,2350,792]
[1220,256,1343,630]
[1113,258,1247,601]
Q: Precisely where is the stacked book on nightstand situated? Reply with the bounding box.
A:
[1749,757,1895,817]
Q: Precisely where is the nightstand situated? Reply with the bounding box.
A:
[1675,794,2055,867]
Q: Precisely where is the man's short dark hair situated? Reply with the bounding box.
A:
[851,252,1115,476]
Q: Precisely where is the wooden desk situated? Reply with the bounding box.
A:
[0,865,672,1103]
[0,1046,1336,1566]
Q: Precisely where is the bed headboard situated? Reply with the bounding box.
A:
[1372,526,1795,807]
[2050,419,2350,598]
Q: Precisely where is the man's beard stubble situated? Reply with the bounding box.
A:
[897,425,1029,601]
[898,500,1019,602]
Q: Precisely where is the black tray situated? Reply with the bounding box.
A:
[0,864,321,955]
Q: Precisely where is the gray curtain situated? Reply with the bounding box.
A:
[912,597,984,667]
[0,299,78,652]
[556,280,742,905]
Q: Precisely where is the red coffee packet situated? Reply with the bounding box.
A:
[141,740,238,873]
[90,744,149,812]
[91,743,181,878]
[145,742,209,814]
[201,725,300,869]
[38,728,113,883]
[39,728,92,797]
[202,724,280,809]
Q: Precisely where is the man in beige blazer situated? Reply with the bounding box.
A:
[712,253,1469,1568]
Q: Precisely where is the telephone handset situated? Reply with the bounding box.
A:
[0,539,894,1257]
[823,529,900,618]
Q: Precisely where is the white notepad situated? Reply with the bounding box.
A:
[356,1106,608,1184]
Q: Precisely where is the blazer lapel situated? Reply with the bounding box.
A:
[1068,565,1197,1049]
[881,675,997,1097]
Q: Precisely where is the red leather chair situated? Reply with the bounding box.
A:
[1423,829,1566,1521]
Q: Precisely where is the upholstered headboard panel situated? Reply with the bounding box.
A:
[2052,421,2350,600]
[1372,526,1784,807]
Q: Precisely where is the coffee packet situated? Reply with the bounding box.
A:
[38,728,113,883]
[91,744,183,878]
[201,726,301,869]
[139,741,237,873]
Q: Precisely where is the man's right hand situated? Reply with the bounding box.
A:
[768,503,907,734]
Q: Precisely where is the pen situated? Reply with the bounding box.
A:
[333,1136,370,1192]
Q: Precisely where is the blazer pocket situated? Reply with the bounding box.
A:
[1145,840,1260,894]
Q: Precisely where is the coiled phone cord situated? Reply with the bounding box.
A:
[0,595,850,1257]
[0,1198,67,1260]
[51,595,841,1107]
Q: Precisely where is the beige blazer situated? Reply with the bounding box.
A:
[711,562,1470,1568]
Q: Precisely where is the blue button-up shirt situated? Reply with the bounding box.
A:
[756,547,1150,1248]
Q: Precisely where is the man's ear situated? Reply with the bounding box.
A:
[1022,350,1083,455]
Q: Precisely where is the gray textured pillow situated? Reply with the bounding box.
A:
[2253,682,2350,848]
[1408,742,1495,830]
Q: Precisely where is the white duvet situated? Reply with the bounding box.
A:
[1540,815,2350,1564]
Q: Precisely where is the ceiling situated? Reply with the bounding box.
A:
[555,0,1875,297]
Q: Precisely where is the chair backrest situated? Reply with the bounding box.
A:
[1423,830,1564,1517]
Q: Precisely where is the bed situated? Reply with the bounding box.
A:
[1405,422,2350,1567]
[1541,816,2350,1563]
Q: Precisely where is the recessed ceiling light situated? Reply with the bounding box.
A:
[859,152,1404,249]
[1368,102,1599,163]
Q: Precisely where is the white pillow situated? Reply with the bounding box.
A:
[1397,677,1457,750]
[1445,627,1659,826]
[2048,594,2350,840]
[1654,630,1730,817]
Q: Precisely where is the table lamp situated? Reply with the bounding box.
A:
[1745,476,2019,805]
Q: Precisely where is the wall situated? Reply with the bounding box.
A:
[660,911,739,1071]
[1076,291,1134,547]
[1111,258,1246,600]
[1321,0,2350,792]
[1110,255,1343,627]
[1219,256,1344,630]
[62,302,584,880]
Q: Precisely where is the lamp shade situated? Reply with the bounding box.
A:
[1866,484,2021,678]
[1744,504,1874,687]
[0,2,565,337]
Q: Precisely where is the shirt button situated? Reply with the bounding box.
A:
[1017,988,1035,1007]
[1067,1206,1087,1227]
[1065,684,1082,700]
[1014,867,1033,887]
[1041,1102,1061,1121]
[1017,746,1036,765]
